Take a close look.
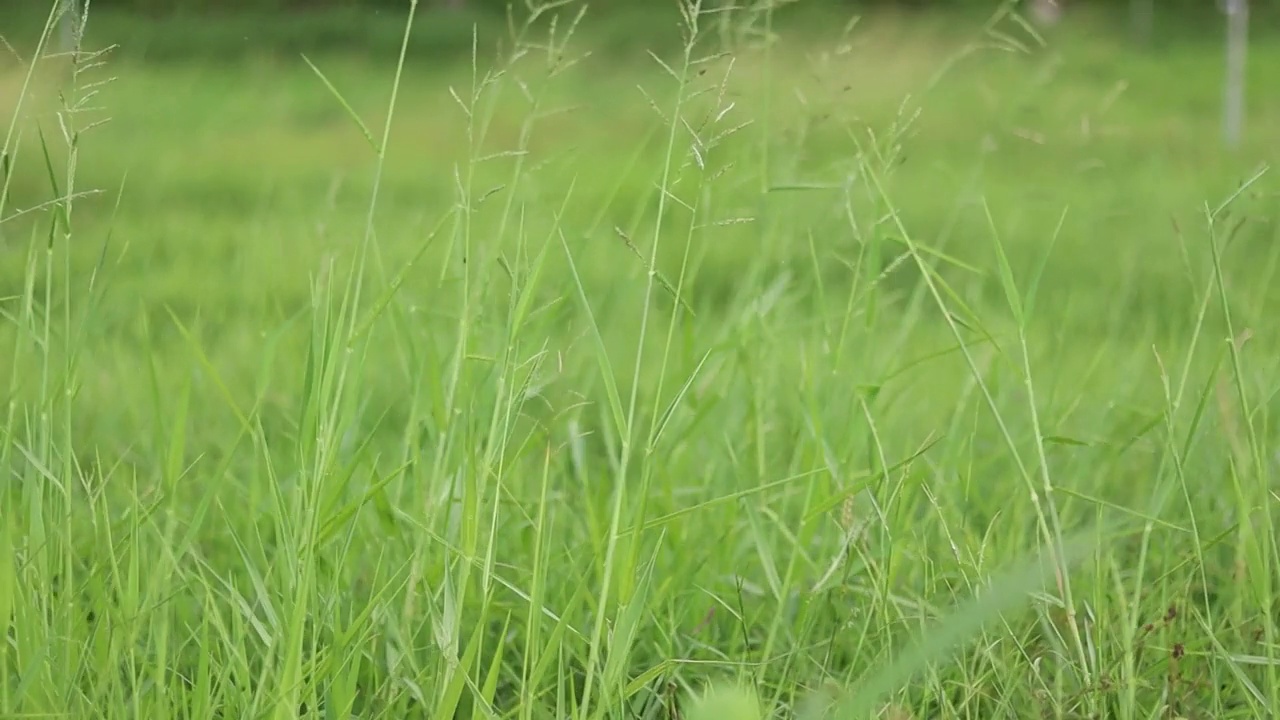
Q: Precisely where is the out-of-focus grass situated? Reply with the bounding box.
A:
[2,1,1279,718]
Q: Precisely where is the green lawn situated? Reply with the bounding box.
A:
[3,3,1280,718]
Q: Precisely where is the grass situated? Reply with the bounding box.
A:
[2,0,1280,718]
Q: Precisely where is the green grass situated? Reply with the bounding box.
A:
[3,1,1280,718]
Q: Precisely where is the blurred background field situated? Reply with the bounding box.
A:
[4,3,1275,412]
[3,1,1280,718]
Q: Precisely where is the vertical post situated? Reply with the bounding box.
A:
[1130,0,1153,44]
[58,0,81,56]
[1030,0,1062,27]
[1223,0,1248,148]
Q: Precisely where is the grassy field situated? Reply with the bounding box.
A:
[3,2,1280,718]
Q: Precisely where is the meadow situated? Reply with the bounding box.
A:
[2,2,1280,718]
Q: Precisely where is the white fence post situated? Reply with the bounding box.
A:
[58,0,82,56]
[1223,0,1248,148]
[1030,0,1062,26]
[1130,0,1153,42]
